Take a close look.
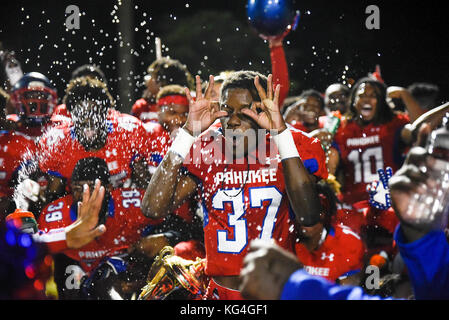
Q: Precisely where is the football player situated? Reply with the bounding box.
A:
[136,84,205,261]
[37,157,162,299]
[294,182,365,286]
[141,71,328,299]
[16,76,152,214]
[8,72,58,140]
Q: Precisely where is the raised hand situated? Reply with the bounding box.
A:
[183,75,228,136]
[241,74,287,133]
[65,179,106,249]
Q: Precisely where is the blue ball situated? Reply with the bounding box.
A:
[247,0,297,37]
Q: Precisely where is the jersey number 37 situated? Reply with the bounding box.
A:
[212,186,282,253]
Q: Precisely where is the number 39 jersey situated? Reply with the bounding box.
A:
[183,126,328,277]
[333,113,409,205]
[37,188,161,272]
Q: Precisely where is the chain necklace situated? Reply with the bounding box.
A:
[221,161,250,198]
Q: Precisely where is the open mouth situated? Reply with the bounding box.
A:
[360,104,374,118]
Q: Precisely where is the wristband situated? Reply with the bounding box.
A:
[168,127,196,159]
[272,129,301,160]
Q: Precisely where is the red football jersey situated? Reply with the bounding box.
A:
[131,98,159,123]
[0,130,37,197]
[6,114,56,140]
[50,104,72,126]
[183,125,328,276]
[143,122,171,170]
[332,203,366,236]
[295,224,365,282]
[333,113,410,205]
[37,188,161,272]
[37,109,152,188]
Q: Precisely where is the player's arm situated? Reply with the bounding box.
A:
[241,75,322,226]
[387,86,425,123]
[269,37,289,109]
[141,152,198,219]
[401,102,449,146]
[142,75,227,219]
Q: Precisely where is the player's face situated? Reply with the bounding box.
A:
[354,83,378,123]
[298,222,324,241]
[158,103,188,134]
[72,100,108,150]
[220,88,260,159]
[298,96,322,126]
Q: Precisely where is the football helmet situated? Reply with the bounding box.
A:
[10,72,57,125]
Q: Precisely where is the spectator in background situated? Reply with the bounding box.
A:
[324,83,350,114]
[283,89,325,133]
[407,82,440,111]
[131,57,194,123]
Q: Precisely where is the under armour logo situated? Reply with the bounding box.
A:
[107,161,119,171]
[321,253,334,261]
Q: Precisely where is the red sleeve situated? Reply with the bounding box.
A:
[292,129,329,180]
[270,45,290,109]
[36,198,72,253]
[339,227,365,276]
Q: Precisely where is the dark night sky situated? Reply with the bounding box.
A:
[1,0,448,112]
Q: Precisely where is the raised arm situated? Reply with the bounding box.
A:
[387,86,425,123]
[269,37,289,109]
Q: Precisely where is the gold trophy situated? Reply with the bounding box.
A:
[138,246,207,300]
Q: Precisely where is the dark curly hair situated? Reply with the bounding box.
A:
[71,64,107,85]
[147,57,194,90]
[63,76,115,113]
[346,77,394,125]
[219,70,267,105]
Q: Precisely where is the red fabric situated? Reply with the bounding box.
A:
[0,130,37,197]
[183,124,328,277]
[203,278,243,300]
[174,240,206,261]
[157,95,189,107]
[295,224,365,282]
[270,45,289,109]
[37,188,162,272]
[131,98,159,123]
[38,109,152,189]
[333,113,410,205]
